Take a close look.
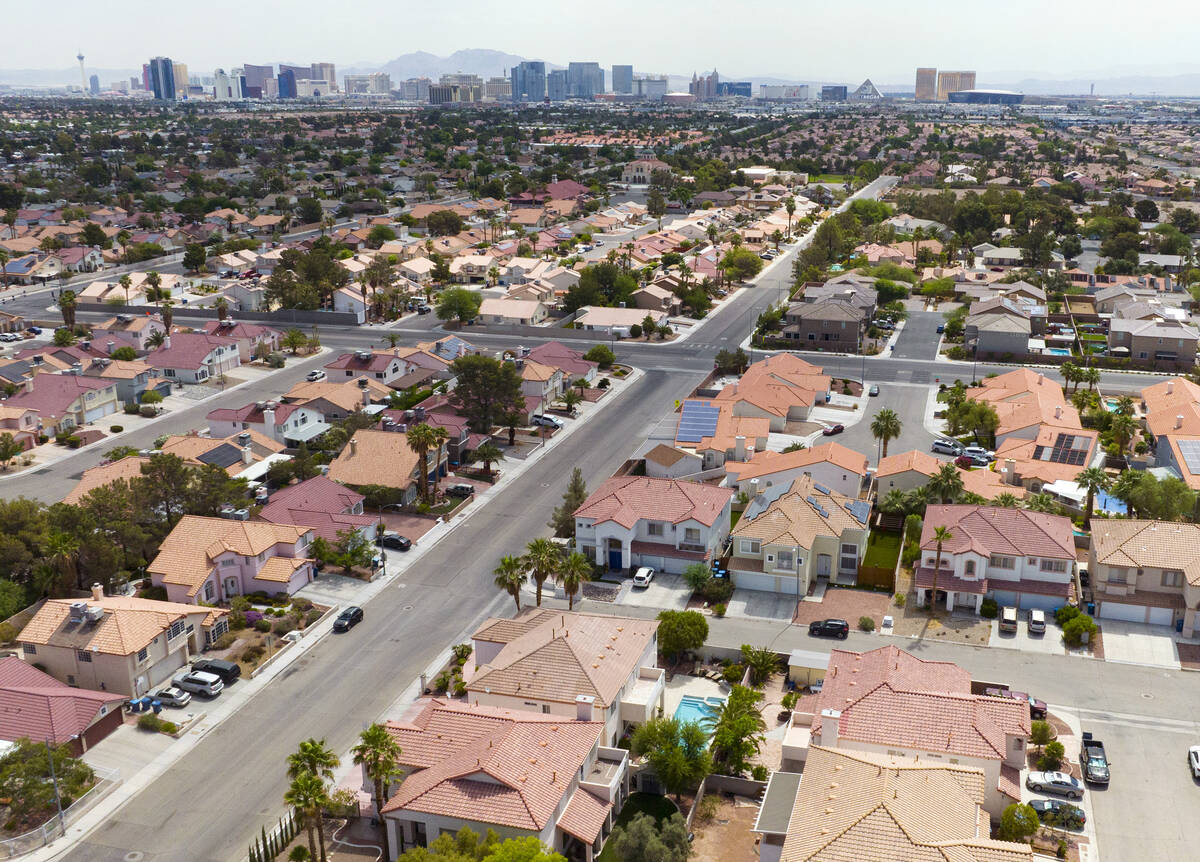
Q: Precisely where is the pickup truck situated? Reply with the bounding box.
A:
[1081,732,1110,784]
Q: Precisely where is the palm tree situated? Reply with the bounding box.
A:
[284,772,329,862]
[57,290,78,329]
[1110,469,1144,517]
[430,426,449,494]
[1110,414,1138,453]
[561,388,583,416]
[0,249,9,291]
[287,738,340,782]
[783,196,796,237]
[405,423,438,504]
[1076,467,1110,524]
[358,272,370,321]
[870,408,902,459]
[146,329,166,349]
[351,723,402,859]
[559,551,591,611]
[926,463,965,504]
[1024,493,1061,514]
[118,273,132,305]
[43,530,80,592]
[879,488,912,516]
[1114,395,1135,416]
[493,554,527,613]
[214,296,229,321]
[1060,361,1080,393]
[928,526,953,615]
[471,442,504,478]
[992,492,1021,508]
[524,538,561,607]
[1083,366,1101,392]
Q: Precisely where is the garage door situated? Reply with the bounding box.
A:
[147,648,188,689]
[991,590,1018,608]
[1018,593,1062,612]
[733,571,799,594]
[638,556,666,571]
[84,404,110,423]
[1099,601,1146,623]
[1148,606,1174,626]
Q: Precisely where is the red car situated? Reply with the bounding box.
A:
[822,424,844,436]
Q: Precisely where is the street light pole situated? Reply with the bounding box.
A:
[46,737,65,836]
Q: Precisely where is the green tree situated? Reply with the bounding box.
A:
[925,463,964,505]
[558,551,591,611]
[330,526,374,574]
[449,355,524,434]
[997,803,1039,841]
[80,222,108,247]
[656,610,707,664]
[739,644,779,687]
[493,554,527,612]
[0,432,24,470]
[426,210,465,236]
[524,537,561,607]
[705,684,766,776]
[682,562,712,592]
[869,408,902,459]
[0,739,94,823]
[630,717,712,801]
[549,467,588,537]
[296,197,323,224]
[720,246,764,283]
[1029,719,1053,754]
[287,738,340,782]
[470,442,504,478]
[351,723,402,859]
[992,492,1021,509]
[561,388,582,415]
[583,344,615,369]
[110,346,137,361]
[1075,466,1110,525]
[284,772,330,862]
[606,812,690,862]
[182,243,207,272]
[282,328,308,354]
[405,423,441,504]
[435,287,483,323]
[57,289,77,329]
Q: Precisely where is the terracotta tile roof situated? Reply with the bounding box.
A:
[62,456,151,505]
[994,427,1098,486]
[255,556,309,583]
[969,368,1078,437]
[780,746,1032,862]
[158,429,284,475]
[676,401,771,456]
[920,505,1075,560]
[0,658,126,745]
[644,444,691,467]
[732,475,866,548]
[1092,520,1200,586]
[468,610,657,708]
[20,596,226,656]
[148,332,239,371]
[381,699,604,831]
[726,442,868,484]
[326,429,421,490]
[4,374,113,420]
[148,516,311,598]
[876,448,942,478]
[260,475,363,518]
[559,789,612,842]
[712,354,830,418]
[574,476,734,529]
[283,378,393,411]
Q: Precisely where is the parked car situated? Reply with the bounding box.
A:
[1078,567,1090,588]
[1029,799,1085,828]
[868,384,880,396]
[333,606,364,632]
[962,445,995,462]
[1028,608,1046,634]
[153,686,192,708]
[531,414,564,429]
[984,687,1047,719]
[305,369,327,381]
[378,532,412,551]
[1188,745,1200,779]
[808,619,850,639]
[822,424,844,436]
[190,658,241,685]
[445,483,475,498]
[999,606,1019,633]
[1081,732,1110,784]
[25,326,42,335]
[632,566,655,587]
[1026,771,1084,799]
[931,438,963,456]
[417,305,432,314]
[936,323,945,333]
[172,671,224,697]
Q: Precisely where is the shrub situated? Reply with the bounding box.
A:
[452,677,467,696]
[702,577,734,604]
[244,610,264,624]
[1063,613,1097,646]
[683,562,713,592]
[1030,720,1053,751]
[139,406,158,418]
[123,402,140,415]
[229,611,247,630]
[273,618,297,636]
[980,597,999,618]
[781,691,798,711]
[0,622,16,644]
[751,765,769,781]
[241,645,265,663]
[267,353,286,368]
[628,324,642,339]
[1055,605,1081,625]
[712,602,726,618]
[66,435,82,449]
[291,597,313,612]
[858,615,876,632]
[304,608,322,627]
[137,713,163,732]
[893,592,906,608]
[597,378,610,389]
[214,630,238,649]
[109,425,124,433]
[901,540,921,566]
[1039,740,1066,771]
[254,619,272,633]
[159,720,178,734]
[140,390,163,404]
[230,596,251,612]
[722,664,745,685]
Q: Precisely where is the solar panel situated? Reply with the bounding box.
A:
[676,401,721,444]
[1036,433,1090,467]
[848,501,871,524]
[1179,439,1200,475]
[197,443,241,469]
[814,483,832,495]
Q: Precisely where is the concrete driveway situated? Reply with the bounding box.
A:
[728,589,797,621]
[614,572,691,611]
[1097,621,1182,669]
[990,619,1070,656]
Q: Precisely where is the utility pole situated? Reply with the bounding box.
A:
[46,738,66,835]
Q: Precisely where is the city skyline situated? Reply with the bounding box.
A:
[5,0,1199,83]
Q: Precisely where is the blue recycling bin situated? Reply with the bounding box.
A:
[151,700,163,714]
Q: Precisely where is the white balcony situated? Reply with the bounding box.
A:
[620,667,665,724]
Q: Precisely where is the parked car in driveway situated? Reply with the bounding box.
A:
[1028,608,1046,634]
[378,532,411,551]
[173,671,224,697]
[153,686,192,708]
[1026,771,1084,799]
[445,483,475,498]
[333,606,364,632]
[531,414,563,429]
[962,445,994,462]
[984,687,1047,719]
[999,606,1019,632]
[931,438,963,456]
[1029,799,1085,828]
[808,619,850,639]
[632,566,655,587]
[822,424,844,436]
[190,658,241,685]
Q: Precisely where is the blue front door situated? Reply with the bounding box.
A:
[608,549,623,570]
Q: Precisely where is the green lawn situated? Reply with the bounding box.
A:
[862,531,902,570]
[808,174,847,183]
[731,509,743,528]
[597,794,679,862]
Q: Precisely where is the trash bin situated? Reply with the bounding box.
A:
[151,700,162,714]
[1087,602,1095,615]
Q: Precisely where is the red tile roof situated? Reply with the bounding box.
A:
[574,476,734,529]
[4,374,113,419]
[920,505,1075,560]
[206,401,303,427]
[148,332,239,371]
[526,341,598,378]
[0,658,125,745]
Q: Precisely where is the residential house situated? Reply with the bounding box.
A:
[711,354,831,430]
[1141,377,1200,490]
[467,609,663,746]
[81,357,168,405]
[724,442,869,499]
[326,429,445,503]
[673,400,770,470]
[965,297,1037,357]
[915,505,1076,614]
[1089,520,1200,631]
[574,476,734,573]
[1108,317,1199,367]
[478,297,548,326]
[0,657,127,755]
[728,475,870,595]
[781,300,867,352]
[993,427,1099,493]
[281,377,393,421]
[968,368,1079,445]
[621,158,670,185]
[380,698,628,862]
[148,516,316,604]
[201,320,282,362]
[980,246,1064,269]
[158,429,286,476]
[62,456,151,504]
[258,475,376,543]
[324,349,422,386]
[526,341,598,386]
[449,254,493,283]
[642,444,703,479]
[575,306,666,338]
[630,286,680,315]
[146,332,241,384]
[4,374,119,434]
[0,404,40,451]
[518,358,565,404]
[18,587,229,697]
[786,645,1030,817]
[206,400,328,446]
[398,257,436,284]
[875,449,1026,502]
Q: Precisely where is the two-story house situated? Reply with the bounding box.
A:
[147,332,242,384]
[206,400,328,446]
[202,320,282,362]
[1108,317,1200,368]
[1089,520,1200,632]
[724,442,868,499]
[519,358,564,405]
[281,377,394,421]
[710,354,831,430]
[781,299,868,352]
[467,609,663,746]
[17,586,229,696]
[257,475,377,543]
[527,341,598,387]
[380,698,629,862]
[674,400,770,471]
[148,516,316,604]
[4,373,119,434]
[574,476,734,573]
[0,404,40,450]
[915,505,1076,614]
[326,429,446,503]
[324,349,420,386]
[90,314,167,352]
[728,475,870,595]
[82,357,169,405]
[621,158,670,185]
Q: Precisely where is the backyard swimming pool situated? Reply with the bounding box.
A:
[1047,348,1071,356]
[674,695,724,726]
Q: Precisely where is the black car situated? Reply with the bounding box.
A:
[333,606,364,632]
[417,305,432,314]
[190,658,241,684]
[1029,799,1085,828]
[445,483,475,498]
[808,619,850,639]
[378,532,412,551]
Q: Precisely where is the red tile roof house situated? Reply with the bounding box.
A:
[786,645,1030,818]
[915,505,1076,615]
[0,657,126,755]
[4,373,119,435]
[202,320,282,362]
[146,332,241,385]
[257,475,376,543]
[207,400,328,446]
[324,349,420,386]
[526,341,599,385]
[574,476,735,574]
[90,314,167,352]
[379,698,630,862]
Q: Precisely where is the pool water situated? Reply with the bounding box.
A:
[1047,348,1071,356]
[1096,490,1127,514]
[674,695,725,726]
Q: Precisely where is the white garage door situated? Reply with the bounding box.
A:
[733,572,799,594]
[1147,606,1174,627]
[1018,593,1062,612]
[1099,601,1146,623]
[638,556,666,571]
[84,404,110,423]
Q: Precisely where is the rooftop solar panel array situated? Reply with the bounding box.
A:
[676,401,721,444]
[1032,433,1089,466]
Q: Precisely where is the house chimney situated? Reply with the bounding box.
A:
[1037,373,1043,385]
[163,335,171,349]
[1177,415,1184,430]
[106,341,115,353]
[1168,380,1176,395]
[262,405,275,430]
[575,694,595,721]
[362,386,371,407]
[750,478,760,497]
[90,583,104,601]
[242,445,253,465]
[1054,405,1062,419]
[734,435,746,460]
[1004,458,1018,486]
[349,437,358,457]
[820,708,841,744]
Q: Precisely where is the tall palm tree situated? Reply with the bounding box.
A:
[405,423,438,504]
[870,408,902,459]
[287,738,340,782]
[1109,414,1138,453]
[214,296,229,321]
[146,329,166,349]
[493,554,527,613]
[118,273,132,305]
[57,290,77,329]
[1083,366,1101,391]
[926,463,965,504]
[928,526,953,615]
[471,442,503,478]
[1110,469,1144,517]
[1114,395,1135,417]
[992,492,1021,509]
[559,551,591,611]
[1075,467,1110,524]
[284,772,329,862]
[0,249,9,291]
[43,530,80,592]
[351,723,402,859]
[524,538,561,607]
[783,196,796,237]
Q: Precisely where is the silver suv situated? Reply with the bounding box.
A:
[931,439,963,456]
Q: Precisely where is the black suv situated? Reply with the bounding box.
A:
[808,619,850,639]
[333,606,364,632]
[191,658,241,684]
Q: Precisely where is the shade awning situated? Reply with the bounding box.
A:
[284,421,332,442]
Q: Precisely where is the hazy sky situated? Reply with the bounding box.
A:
[8,0,1200,83]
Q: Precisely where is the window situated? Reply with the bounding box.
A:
[168,620,185,640]
[542,705,551,714]
[1039,559,1068,573]
[137,647,149,662]
[77,649,92,662]
[204,581,216,601]
[22,644,36,655]
[1163,570,1184,588]
[647,522,663,537]
[683,528,700,544]
[221,558,237,567]
[840,543,858,571]
[965,560,976,576]
[991,555,1015,570]
[776,550,795,570]
[1106,568,1127,584]
[740,539,761,555]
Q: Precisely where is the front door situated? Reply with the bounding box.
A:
[609,548,623,570]
[817,555,832,577]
